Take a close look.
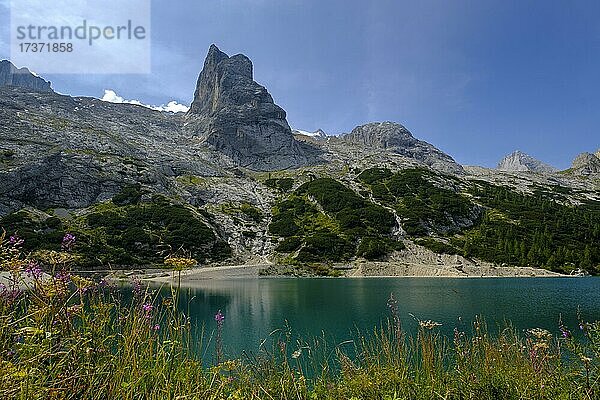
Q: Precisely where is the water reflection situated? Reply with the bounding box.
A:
[154,277,600,358]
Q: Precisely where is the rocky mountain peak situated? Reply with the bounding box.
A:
[344,122,414,147]
[570,152,600,176]
[0,60,53,92]
[342,121,463,174]
[185,45,313,171]
[497,150,557,174]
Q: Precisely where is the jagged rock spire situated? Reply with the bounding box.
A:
[185,45,312,171]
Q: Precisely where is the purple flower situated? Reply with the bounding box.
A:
[55,270,71,284]
[0,285,21,304]
[142,303,153,318]
[142,303,153,312]
[25,261,43,280]
[61,233,76,251]
[152,324,160,331]
[8,233,24,247]
[215,310,225,324]
[132,278,143,297]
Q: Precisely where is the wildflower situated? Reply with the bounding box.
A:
[55,270,71,284]
[215,309,224,364]
[61,233,76,251]
[152,324,160,331]
[291,349,302,359]
[533,342,549,351]
[142,303,153,313]
[559,324,571,339]
[0,283,21,305]
[8,233,24,247]
[454,327,465,342]
[132,278,143,297]
[24,261,43,280]
[215,310,225,325]
[527,328,552,340]
[419,320,442,330]
[164,256,197,270]
[142,303,154,318]
[71,275,95,294]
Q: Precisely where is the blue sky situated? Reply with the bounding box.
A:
[1,0,599,169]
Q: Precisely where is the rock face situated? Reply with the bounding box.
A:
[185,45,313,171]
[341,122,463,174]
[0,60,52,92]
[570,152,600,176]
[0,85,226,214]
[497,150,557,173]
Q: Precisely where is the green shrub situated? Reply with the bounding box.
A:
[357,167,393,184]
[357,237,405,260]
[415,238,460,255]
[296,232,354,262]
[270,180,398,262]
[0,212,65,252]
[265,177,294,192]
[240,203,263,222]
[361,168,475,237]
[297,178,364,213]
[275,236,303,252]
[79,200,230,267]
[268,211,300,237]
[112,183,143,206]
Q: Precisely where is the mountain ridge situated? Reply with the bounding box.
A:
[0,46,599,275]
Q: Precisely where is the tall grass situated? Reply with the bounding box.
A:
[0,233,598,399]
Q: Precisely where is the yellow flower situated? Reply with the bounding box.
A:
[164,257,197,271]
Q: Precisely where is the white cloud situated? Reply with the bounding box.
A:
[101,89,189,113]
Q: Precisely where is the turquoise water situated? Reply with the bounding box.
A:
[157,277,600,358]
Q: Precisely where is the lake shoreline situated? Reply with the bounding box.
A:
[101,262,570,285]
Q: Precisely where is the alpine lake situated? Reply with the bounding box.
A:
[145,277,600,359]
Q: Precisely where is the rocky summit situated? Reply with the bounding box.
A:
[0,60,53,92]
[341,122,463,174]
[496,150,557,174]
[185,44,316,171]
[570,152,600,176]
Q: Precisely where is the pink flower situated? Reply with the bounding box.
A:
[61,233,76,251]
[142,303,153,313]
[215,310,225,324]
